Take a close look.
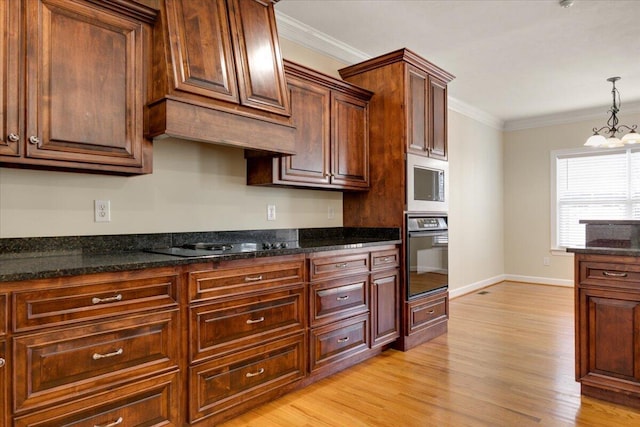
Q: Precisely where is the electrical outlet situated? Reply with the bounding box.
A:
[328,206,335,219]
[543,256,550,266]
[94,200,111,222]
[267,204,276,221]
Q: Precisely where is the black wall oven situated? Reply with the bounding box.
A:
[406,214,448,299]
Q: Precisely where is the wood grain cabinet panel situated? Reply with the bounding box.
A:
[0,1,20,157]
[189,333,305,423]
[246,60,372,190]
[371,268,400,347]
[0,0,157,174]
[308,251,369,282]
[371,248,400,271]
[310,313,369,373]
[0,294,6,337]
[13,271,179,332]
[13,370,179,427]
[13,310,178,412]
[190,285,305,362]
[310,274,369,327]
[0,340,6,427]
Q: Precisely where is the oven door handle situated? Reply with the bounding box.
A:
[408,231,448,238]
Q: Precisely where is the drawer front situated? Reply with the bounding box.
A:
[407,294,448,334]
[0,293,6,336]
[579,260,640,289]
[371,248,400,271]
[309,252,369,281]
[13,272,179,332]
[190,333,306,423]
[188,255,305,302]
[191,285,305,362]
[13,370,179,427]
[310,313,369,372]
[310,275,369,326]
[14,310,178,412]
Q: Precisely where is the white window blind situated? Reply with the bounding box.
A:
[553,148,640,248]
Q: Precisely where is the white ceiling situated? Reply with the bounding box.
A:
[275,0,640,130]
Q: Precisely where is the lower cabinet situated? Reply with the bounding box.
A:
[0,340,6,427]
[575,253,640,409]
[403,288,449,351]
[371,268,400,347]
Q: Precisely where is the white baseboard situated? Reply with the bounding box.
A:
[449,274,573,299]
[504,274,574,287]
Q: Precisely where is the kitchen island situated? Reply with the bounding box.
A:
[0,227,401,426]
[569,220,640,410]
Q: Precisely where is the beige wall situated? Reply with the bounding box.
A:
[448,110,505,296]
[503,111,640,284]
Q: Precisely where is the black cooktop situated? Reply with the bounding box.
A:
[145,241,297,258]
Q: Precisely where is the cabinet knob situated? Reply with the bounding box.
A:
[0,357,5,368]
[28,135,40,145]
[8,133,19,142]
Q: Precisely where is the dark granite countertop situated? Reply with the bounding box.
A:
[567,246,640,257]
[0,227,401,283]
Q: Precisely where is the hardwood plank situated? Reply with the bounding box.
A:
[220,282,640,426]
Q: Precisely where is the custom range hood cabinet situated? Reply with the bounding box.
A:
[145,0,296,155]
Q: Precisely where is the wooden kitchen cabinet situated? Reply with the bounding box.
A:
[575,253,640,409]
[0,0,156,174]
[0,294,5,427]
[370,249,400,347]
[148,0,296,154]
[247,60,372,190]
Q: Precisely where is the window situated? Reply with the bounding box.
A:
[551,147,640,249]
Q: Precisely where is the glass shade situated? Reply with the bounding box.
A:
[585,134,606,147]
[622,131,640,144]
[605,137,624,148]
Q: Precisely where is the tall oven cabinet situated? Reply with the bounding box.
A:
[339,48,454,350]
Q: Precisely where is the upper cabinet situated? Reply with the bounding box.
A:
[340,48,454,161]
[147,0,296,155]
[0,0,157,174]
[247,60,372,190]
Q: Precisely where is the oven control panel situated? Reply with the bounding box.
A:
[407,216,447,232]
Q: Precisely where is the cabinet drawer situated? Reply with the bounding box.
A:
[0,293,6,336]
[14,370,179,427]
[188,255,305,301]
[407,293,448,334]
[579,260,640,290]
[13,310,178,412]
[371,248,400,271]
[13,272,179,332]
[191,285,305,362]
[308,251,369,281]
[310,313,369,372]
[310,274,369,326]
[190,333,306,423]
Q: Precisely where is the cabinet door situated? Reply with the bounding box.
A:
[0,0,20,157]
[406,65,429,156]
[24,0,149,168]
[371,269,400,347]
[577,289,640,383]
[331,91,369,189]
[0,341,6,427]
[166,0,238,102]
[279,75,331,185]
[429,76,448,160]
[228,0,290,116]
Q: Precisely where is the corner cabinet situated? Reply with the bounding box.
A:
[147,0,296,154]
[247,61,372,190]
[0,0,156,174]
[574,253,640,410]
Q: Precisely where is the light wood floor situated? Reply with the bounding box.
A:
[220,282,640,426]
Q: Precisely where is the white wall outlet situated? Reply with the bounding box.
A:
[328,206,335,219]
[267,204,276,221]
[94,200,111,222]
[543,256,550,266]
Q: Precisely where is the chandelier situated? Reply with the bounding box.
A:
[584,77,640,148]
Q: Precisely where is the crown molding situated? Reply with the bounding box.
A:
[503,100,640,132]
[275,11,370,64]
[448,97,504,130]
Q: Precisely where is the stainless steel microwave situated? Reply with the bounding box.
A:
[407,154,449,213]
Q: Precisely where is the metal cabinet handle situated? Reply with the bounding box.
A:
[8,133,19,142]
[383,257,391,262]
[245,368,265,378]
[337,336,350,343]
[0,358,5,368]
[92,294,122,305]
[336,295,350,301]
[93,348,123,360]
[427,310,435,314]
[245,275,263,282]
[335,263,348,268]
[602,271,628,278]
[28,135,40,145]
[246,317,265,324]
[94,417,123,427]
